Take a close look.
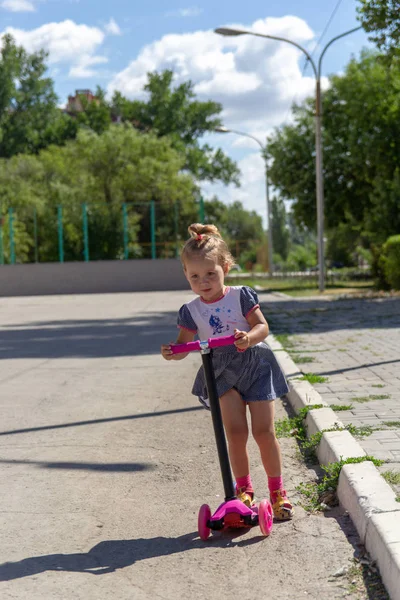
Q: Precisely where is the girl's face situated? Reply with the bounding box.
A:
[184,254,227,302]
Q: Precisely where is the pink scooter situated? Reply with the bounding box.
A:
[171,335,273,540]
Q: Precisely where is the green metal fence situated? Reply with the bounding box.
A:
[0,197,206,265]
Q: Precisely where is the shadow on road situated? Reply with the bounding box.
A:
[0,530,264,581]
[0,406,203,437]
[0,459,155,472]
[0,313,179,360]
[263,295,400,335]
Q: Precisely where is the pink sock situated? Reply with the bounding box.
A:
[268,476,284,500]
[236,474,253,492]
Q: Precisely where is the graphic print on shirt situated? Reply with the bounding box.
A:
[209,314,226,335]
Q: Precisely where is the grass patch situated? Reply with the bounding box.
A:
[297,456,384,512]
[372,384,385,388]
[346,424,377,437]
[292,355,315,364]
[351,394,390,403]
[383,421,400,427]
[381,470,400,485]
[274,333,296,350]
[274,405,325,441]
[275,404,385,514]
[330,404,353,411]
[396,496,400,503]
[299,373,329,384]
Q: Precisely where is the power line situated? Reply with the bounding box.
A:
[283,0,344,123]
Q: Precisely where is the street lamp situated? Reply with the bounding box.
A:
[214,125,274,275]
[215,25,362,292]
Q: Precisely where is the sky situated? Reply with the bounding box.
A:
[1,0,372,225]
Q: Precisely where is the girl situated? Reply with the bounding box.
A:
[161,223,293,520]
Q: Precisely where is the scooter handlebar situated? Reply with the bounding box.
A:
[170,334,236,355]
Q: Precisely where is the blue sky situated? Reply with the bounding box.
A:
[1,0,371,223]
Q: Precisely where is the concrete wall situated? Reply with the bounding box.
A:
[0,260,188,297]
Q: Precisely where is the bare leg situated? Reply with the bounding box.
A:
[248,401,282,477]
[219,388,249,478]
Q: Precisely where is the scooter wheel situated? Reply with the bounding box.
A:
[198,504,211,540]
[259,499,273,536]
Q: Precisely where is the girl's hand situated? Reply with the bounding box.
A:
[161,343,175,360]
[234,329,250,352]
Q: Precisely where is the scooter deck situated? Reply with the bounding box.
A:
[209,499,259,530]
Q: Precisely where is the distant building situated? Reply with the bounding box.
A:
[65,90,99,114]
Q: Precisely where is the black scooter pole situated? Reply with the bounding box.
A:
[201,349,236,501]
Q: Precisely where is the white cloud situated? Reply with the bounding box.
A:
[4,20,106,78]
[108,16,326,139]
[166,6,203,18]
[104,17,121,36]
[69,55,108,78]
[1,0,35,11]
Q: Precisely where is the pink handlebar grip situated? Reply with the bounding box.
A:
[170,340,201,355]
[170,334,237,355]
[208,334,237,348]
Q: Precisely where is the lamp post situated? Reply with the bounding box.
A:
[215,25,362,292]
[215,125,274,275]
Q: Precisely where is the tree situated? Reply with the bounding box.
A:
[271,197,289,260]
[266,50,400,255]
[0,34,71,158]
[357,0,400,59]
[202,197,264,265]
[72,87,111,135]
[0,124,197,262]
[111,70,240,186]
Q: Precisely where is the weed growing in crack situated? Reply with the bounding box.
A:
[296,456,384,512]
[299,373,329,384]
[381,470,400,486]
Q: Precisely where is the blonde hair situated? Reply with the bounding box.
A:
[181,223,235,270]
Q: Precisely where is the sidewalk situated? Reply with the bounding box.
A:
[260,290,400,599]
[0,291,390,599]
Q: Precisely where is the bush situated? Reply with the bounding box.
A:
[381,235,400,290]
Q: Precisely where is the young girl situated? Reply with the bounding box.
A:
[161,223,293,520]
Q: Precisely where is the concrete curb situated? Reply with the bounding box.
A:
[270,334,400,600]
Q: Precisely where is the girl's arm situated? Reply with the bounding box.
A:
[234,307,269,351]
[161,327,196,361]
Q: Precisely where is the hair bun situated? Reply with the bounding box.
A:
[188,223,221,238]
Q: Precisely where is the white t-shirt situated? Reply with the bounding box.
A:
[177,286,260,340]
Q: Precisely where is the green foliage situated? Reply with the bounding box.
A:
[111,70,240,186]
[351,394,391,402]
[357,0,400,59]
[381,470,400,485]
[285,242,317,271]
[203,197,264,266]
[271,196,289,260]
[0,125,196,262]
[73,86,112,135]
[380,234,400,289]
[266,50,400,273]
[0,34,70,158]
[297,455,385,512]
[299,373,329,384]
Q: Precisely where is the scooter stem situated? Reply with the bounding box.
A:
[201,351,236,501]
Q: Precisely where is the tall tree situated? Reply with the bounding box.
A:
[111,70,240,186]
[266,50,400,250]
[271,197,289,260]
[0,34,71,158]
[357,0,400,59]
